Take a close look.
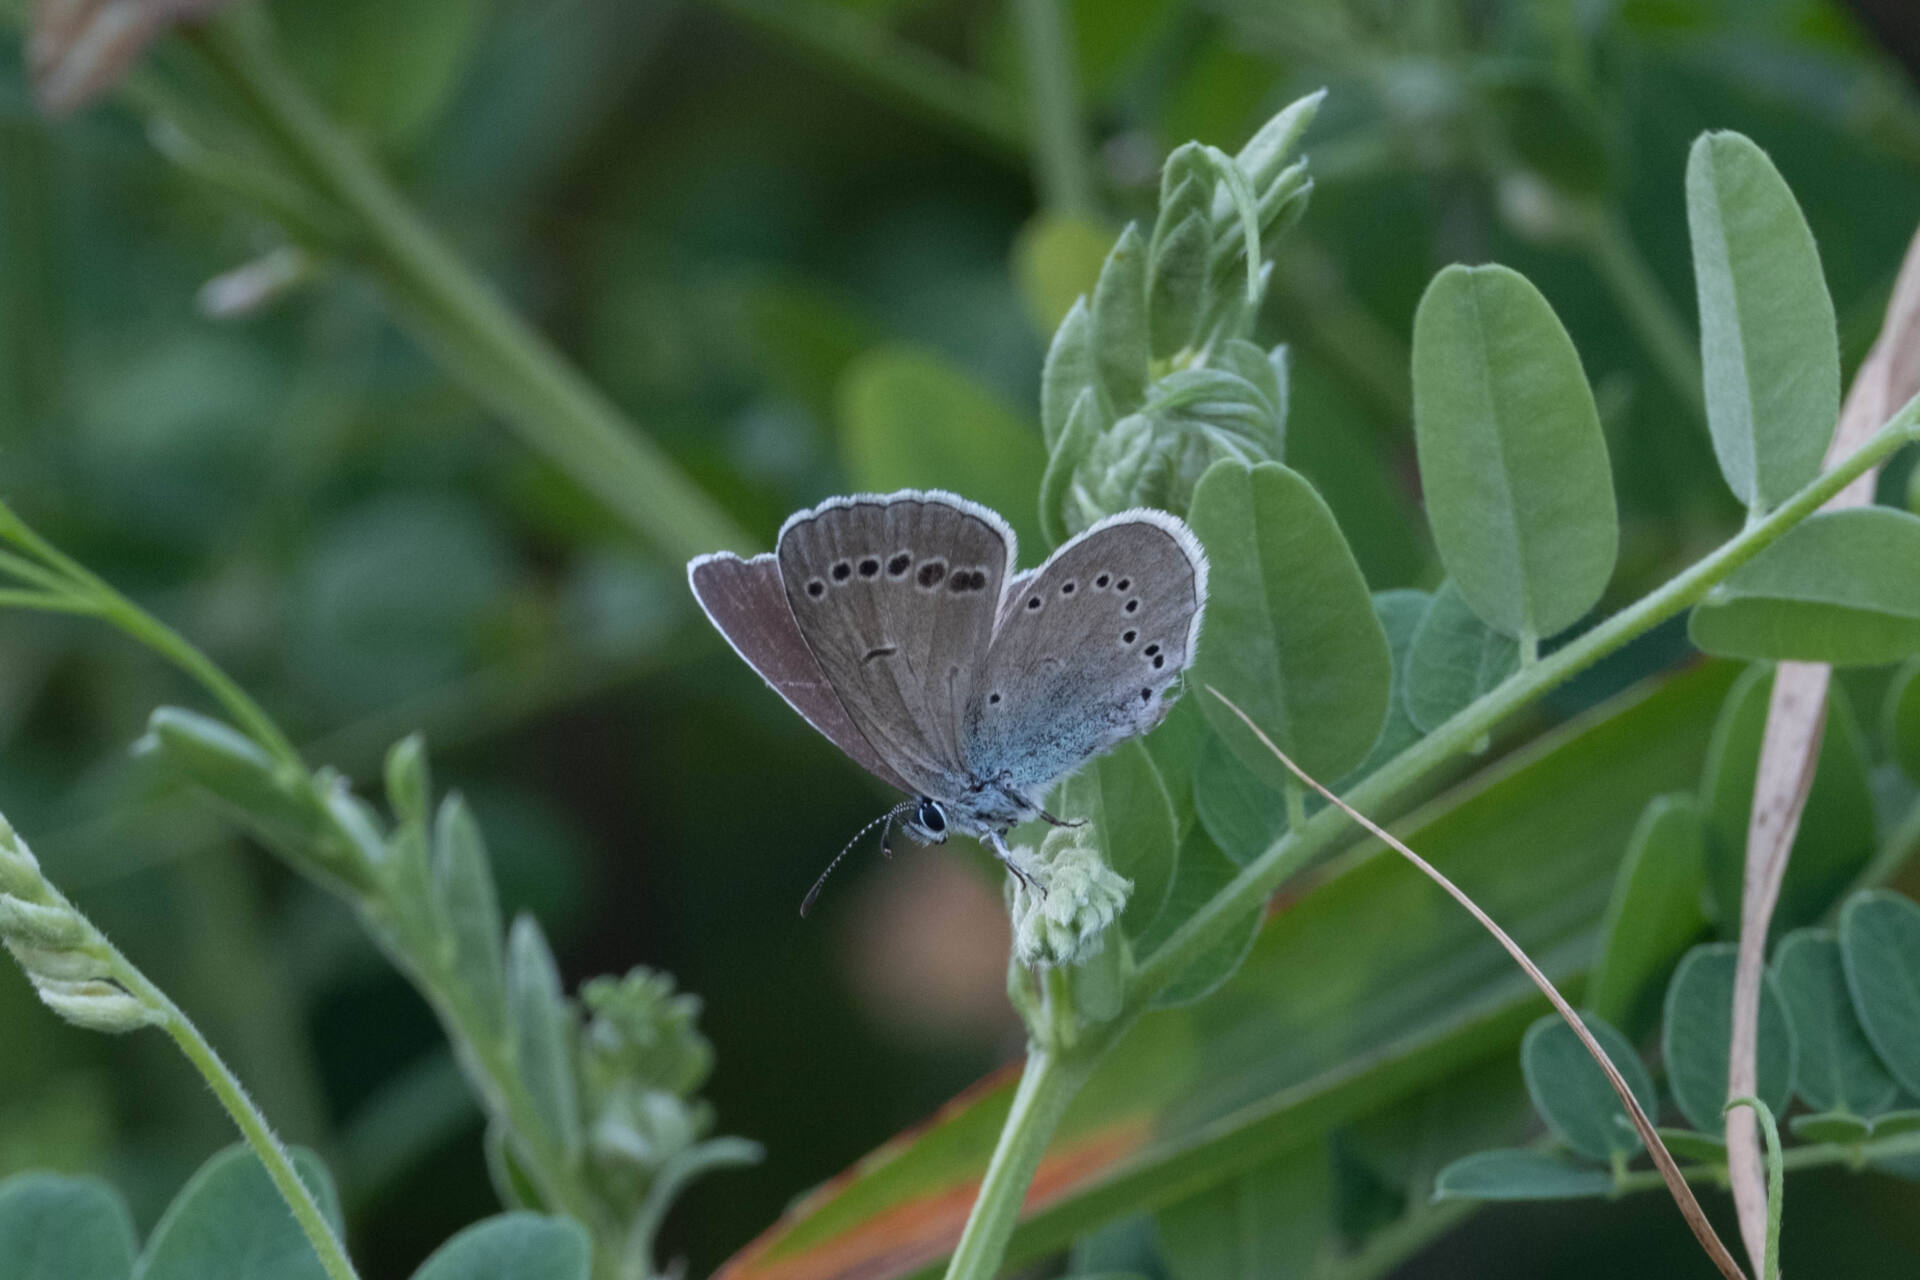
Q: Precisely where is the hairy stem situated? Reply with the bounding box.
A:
[942,1048,1093,1280]
[182,13,751,564]
[108,952,360,1280]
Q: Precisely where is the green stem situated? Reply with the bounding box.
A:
[1575,206,1706,418]
[1011,0,1094,216]
[110,961,360,1280]
[702,0,1025,160]
[1613,1123,1920,1196]
[1130,404,1919,1007]
[1725,1098,1784,1280]
[942,1048,1092,1280]
[184,14,752,564]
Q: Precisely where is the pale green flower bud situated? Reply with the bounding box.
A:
[1009,828,1132,968]
[31,976,159,1034]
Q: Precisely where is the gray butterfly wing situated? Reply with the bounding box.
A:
[688,550,916,795]
[965,510,1208,793]
[777,491,1015,800]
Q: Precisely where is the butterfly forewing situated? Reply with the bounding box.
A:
[966,513,1206,793]
[687,551,916,794]
[777,493,1014,799]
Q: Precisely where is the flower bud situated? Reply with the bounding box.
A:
[1009,828,1132,968]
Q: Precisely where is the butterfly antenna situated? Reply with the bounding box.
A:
[801,802,914,917]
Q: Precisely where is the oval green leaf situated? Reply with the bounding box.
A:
[1520,1012,1657,1161]
[506,915,582,1161]
[1689,508,1920,665]
[1839,890,1920,1098]
[1789,1112,1874,1145]
[1885,659,1920,783]
[1091,223,1151,414]
[1405,579,1519,733]
[1137,827,1261,1010]
[838,345,1047,550]
[1699,664,1875,939]
[1587,794,1709,1033]
[1058,740,1178,937]
[1410,263,1617,641]
[139,1145,343,1280]
[1189,460,1391,788]
[1685,130,1840,514]
[0,1174,136,1280]
[1661,942,1797,1134]
[410,1213,590,1280]
[1772,928,1900,1116]
[1192,731,1287,868]
[1432,1150,1614,1201]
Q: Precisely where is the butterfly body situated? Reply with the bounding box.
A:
[689,490,1207,879]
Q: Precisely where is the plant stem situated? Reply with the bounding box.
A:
[183,14,752,564]
[1574,206,1707,419]
[702,0,1026,160]
[1131,404,1919,1006]
[1011,0,1094,216]
[109,957,361,1280]
[942,1048,1092,1280]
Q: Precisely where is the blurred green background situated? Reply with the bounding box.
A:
[3,0,1920,1276]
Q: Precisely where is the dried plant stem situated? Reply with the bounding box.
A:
[1206,687,1749,1280]
[1724,217,1920,1271]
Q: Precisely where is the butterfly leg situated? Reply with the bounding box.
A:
[984,830,1043,897]
[990,780,1084,830]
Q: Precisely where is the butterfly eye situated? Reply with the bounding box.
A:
[917,800,946,833]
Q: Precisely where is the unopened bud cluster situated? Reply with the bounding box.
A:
[1009,827,1133,968]
[0,813,158,1034]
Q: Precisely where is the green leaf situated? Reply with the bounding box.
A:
[1057,742,1178,938]
[1772,929,1900,1116]
[1587,794,1710,1033]
[1147,147,1212,359]
[506,916,582,1162]
[1229,90,1325,198]
[1014,215,1115,338]
[1839,890,1920,1098]
[0,1174,135,1280]
[1138,827,1262,1009]
[1156,1143,1329,1280]
[138,1145,342,1280]
[432,796,508,1034]
[1404,579,1519,733]
[1410,264,1617,642]
[1189,460,1391,788]
[1655,1128,1728,1165]
[838,345,1047,551]
[1789,1112,1873,1145]
[1520,1012,1657,1161]
[1699,665,1876,938]
[1091,224,1151,415]
[1335,590,1431,787]
[1042,299,1100,451]
[1870,1110,1920,1138]
[1192,732,1286,868]
[1885,659,1920,784]
[1685,131,1840,514]
[1431,1150,1614,1201]
[409,1213,590,1280]
[1689,508,1920,664]
[1661,942,1797,1133]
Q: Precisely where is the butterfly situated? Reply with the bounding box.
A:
[688,490,1207,910]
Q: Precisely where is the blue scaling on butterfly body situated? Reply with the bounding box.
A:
[688,489,1207,912]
